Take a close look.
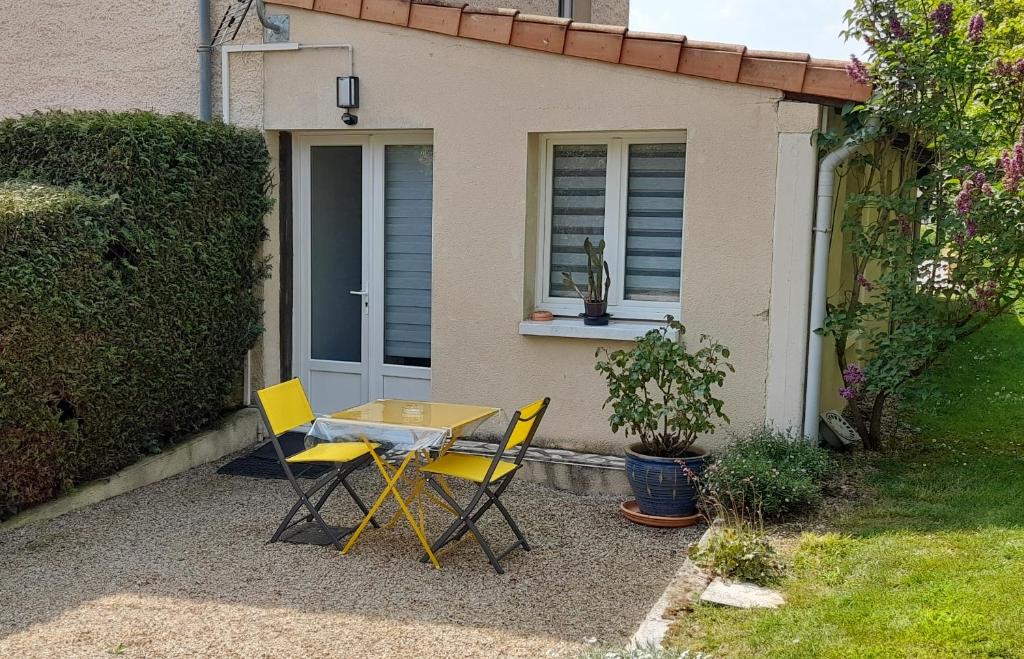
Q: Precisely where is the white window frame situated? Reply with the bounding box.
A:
[534,131,687,321]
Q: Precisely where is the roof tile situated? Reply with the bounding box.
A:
[286,0,869,102]
[409,1,465,35]
[361,0,411,25]
[803,60,870,102]
[620,33,684,72]
[273,0,315,9]
[737,55,807,92]
[510,14,569,54]
[678,43,745,82]
[745,49,809,62]
[312,0,361,17]
[459,6,516,43]
[564,23,625,63]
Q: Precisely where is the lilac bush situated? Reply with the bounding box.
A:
[820,0,1024,449]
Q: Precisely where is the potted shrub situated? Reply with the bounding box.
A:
[561,237,610,325]
[595,316,733,520]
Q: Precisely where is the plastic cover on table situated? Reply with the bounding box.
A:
[305,417,450,452]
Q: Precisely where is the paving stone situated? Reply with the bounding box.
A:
[699,577,785,609]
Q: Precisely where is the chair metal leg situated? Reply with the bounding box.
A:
[340,475,380,529]
[270,467,339,540]
[489,492,530,551]
[270,464,373,550]
[423,478,505,574]
[270,497,308,543]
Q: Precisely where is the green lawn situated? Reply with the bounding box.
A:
[668,308,1024,658]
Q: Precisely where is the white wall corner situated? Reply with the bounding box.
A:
[777,100,823,135]
[765,130,817,432]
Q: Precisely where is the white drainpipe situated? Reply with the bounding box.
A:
[801,118,878,440]
[220,41,354,404]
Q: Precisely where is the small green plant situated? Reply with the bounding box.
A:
[689,525,785,587]
[684,459,786,586]
[702,428,834,520]
[595,316,733,457]
[562,237,610,306]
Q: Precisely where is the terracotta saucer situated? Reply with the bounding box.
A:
[620,500,701,528]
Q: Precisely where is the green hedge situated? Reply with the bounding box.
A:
[0,112,271,520]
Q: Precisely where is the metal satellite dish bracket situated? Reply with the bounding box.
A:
[212,0,289,46]
[263,15,290,42]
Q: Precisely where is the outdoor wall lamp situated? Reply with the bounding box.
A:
[337,76,359,126]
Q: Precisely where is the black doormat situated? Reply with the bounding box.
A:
[217,432,332,480]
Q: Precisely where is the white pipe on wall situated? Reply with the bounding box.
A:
[801,118,879,440]
[220,42,354,123]
[220,41,354,405]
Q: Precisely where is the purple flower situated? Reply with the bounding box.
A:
[968,13,985,42]
[930,3,953,37]
[899,216,913,236]
[839,386,858,401]
[982,182,994,196]
[846,55,871,85]
[971,281,999,312]
[856,273,875,291]
[965,218,978,239]
[955,187,973,216]
[1002,141,1023,193]
[843,364,866,386]
[973,171,987,187]
[995,58,1024,80]
[888,16,908,40]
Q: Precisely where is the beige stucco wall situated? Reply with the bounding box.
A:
[0,0,261,124]
[256,9,804,452]
[590,0,630,25]
[2,0,816,453]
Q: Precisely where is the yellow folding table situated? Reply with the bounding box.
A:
[305,400,499,568]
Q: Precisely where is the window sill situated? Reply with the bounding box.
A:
[518,317,676,342]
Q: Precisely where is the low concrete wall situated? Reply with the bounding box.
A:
[516,459,630,496]
[1,408,260,531]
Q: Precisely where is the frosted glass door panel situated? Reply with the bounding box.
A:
[310,145,362,363]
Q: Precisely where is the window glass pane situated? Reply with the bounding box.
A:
[549,144,608,298]
[624,143,685,302]
[384,145,432,367]
[310,145,362,362]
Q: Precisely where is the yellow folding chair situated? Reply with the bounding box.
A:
[254,378,381,550]
[419,398,550,574]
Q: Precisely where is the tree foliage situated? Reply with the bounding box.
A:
[821,0,1024,448]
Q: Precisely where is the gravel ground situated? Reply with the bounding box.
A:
[0,457,699,658]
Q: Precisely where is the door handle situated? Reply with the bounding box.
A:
[350,290,369,315]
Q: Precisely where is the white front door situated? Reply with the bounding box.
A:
[295,133,433,414]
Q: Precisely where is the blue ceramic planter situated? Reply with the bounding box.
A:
[625,443,706,517]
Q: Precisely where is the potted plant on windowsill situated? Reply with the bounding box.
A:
[562,237,610,326]
[595,316,733,523]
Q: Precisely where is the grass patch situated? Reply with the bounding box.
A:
[667,308,1024,657]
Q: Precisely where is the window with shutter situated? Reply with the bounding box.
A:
[536,133,686,320]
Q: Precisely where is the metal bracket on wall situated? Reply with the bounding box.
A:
[265,15,290,43]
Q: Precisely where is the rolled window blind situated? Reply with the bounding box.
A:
[384,145,432,367]
[548,144,608,298]
[624,143,685,302]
